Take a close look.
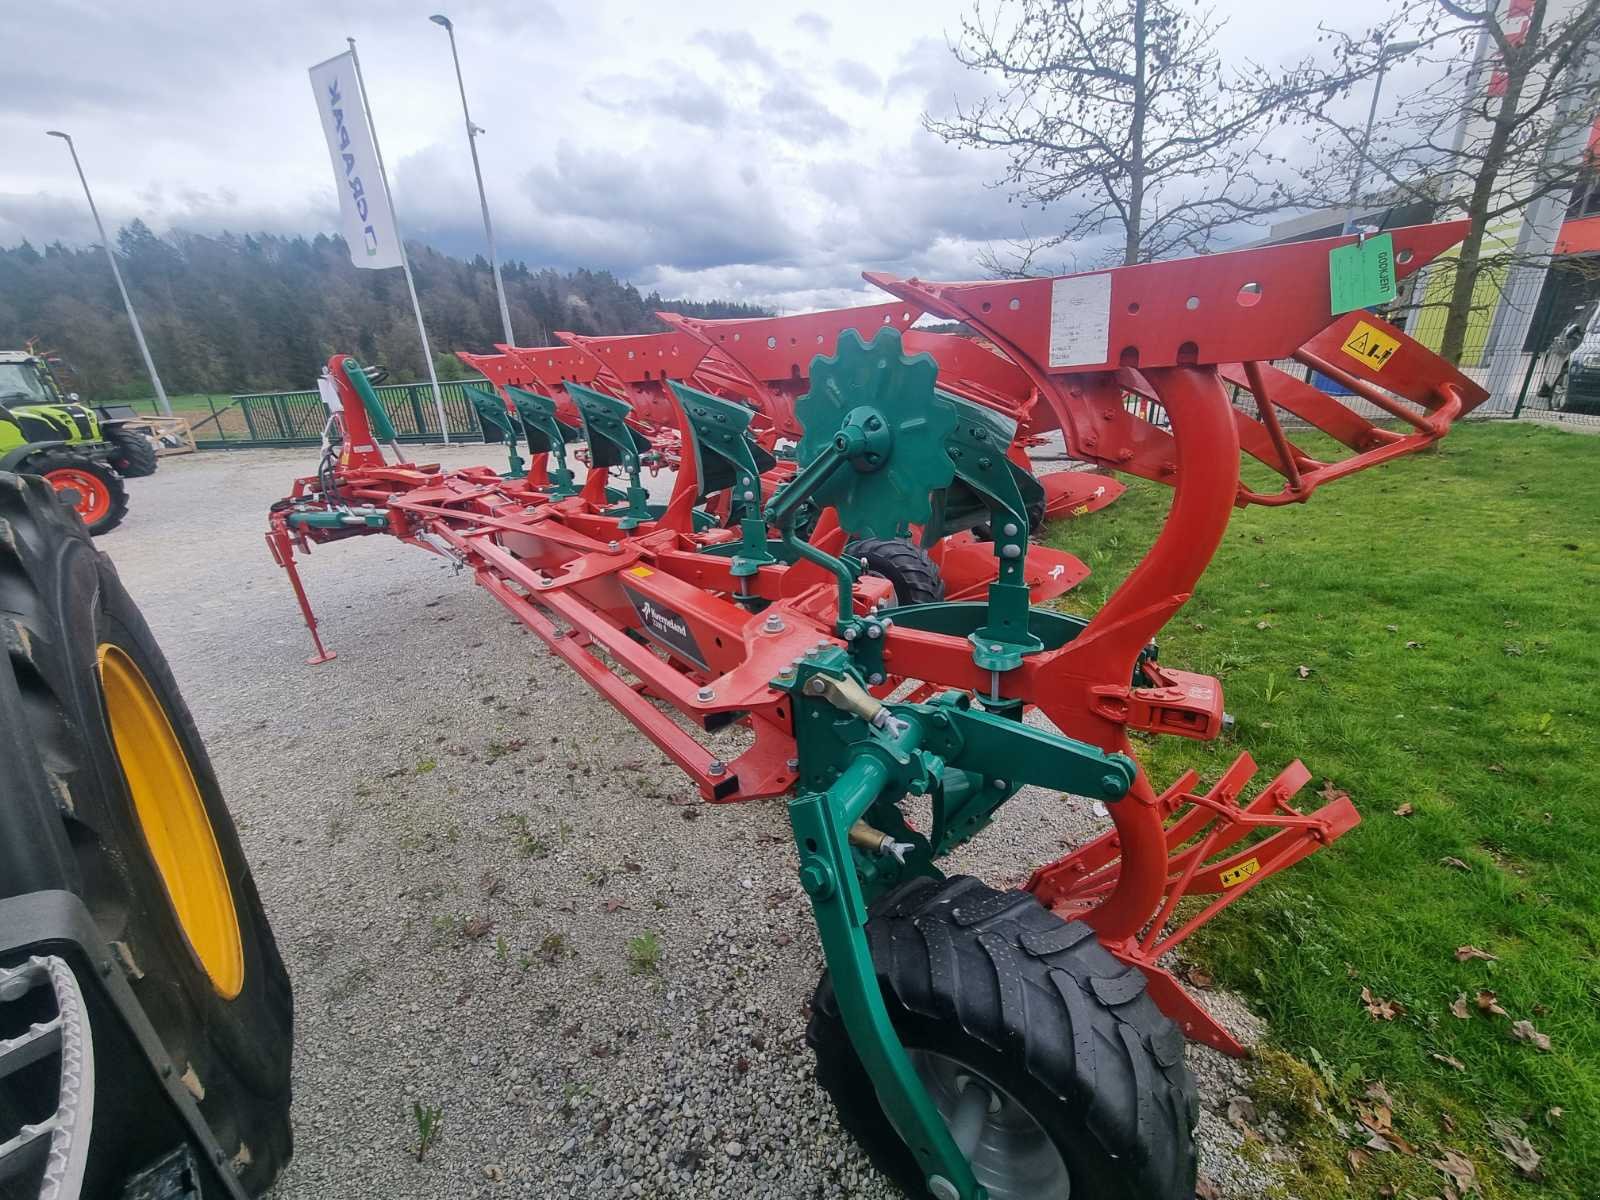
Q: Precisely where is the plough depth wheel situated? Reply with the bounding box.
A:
[809,877,1197,1200]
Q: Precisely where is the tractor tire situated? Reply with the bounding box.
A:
[28,447,129,536]
[845,538,945,607]
[0,471,293,1194]
[106,425,159,478]
[807,875,1198,1200]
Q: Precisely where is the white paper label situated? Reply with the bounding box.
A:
[1048,273,1112,368]
[316,375,343,414]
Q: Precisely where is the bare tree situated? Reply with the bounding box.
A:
[928,0,1326,269]
[1308,0,1600,363]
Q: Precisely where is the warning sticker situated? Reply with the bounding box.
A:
[1048,273,1112,368]
[1219,858,1261,889]
[627,565,654,577]
[1340,320,1401,372]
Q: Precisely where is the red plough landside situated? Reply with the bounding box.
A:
[268,222,1485,1057]
[864,219,1487,1052]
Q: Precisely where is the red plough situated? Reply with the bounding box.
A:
[268,223,1486,1200]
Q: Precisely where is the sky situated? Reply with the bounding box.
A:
[4,0,1420,313]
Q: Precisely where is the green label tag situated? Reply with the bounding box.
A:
[1328,233,1397,315]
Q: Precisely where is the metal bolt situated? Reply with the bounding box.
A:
[881,617,892,628]
[696,686,715,702]
[1001,544,1021,558]
[929,1176,960,1200]
[1101,772,1128,798]
[764,613,785,633]
[786,758,800,770]
[799,861,835,898]
[868,672,885,685]
[804,677,828,695]
[993,778,1006,789]
[707,760,726,776]
[867,625,882,639]
[1002,523,1019,537]
[607,540,620,553]
[845,627,859,640]
[989,643,1002,652]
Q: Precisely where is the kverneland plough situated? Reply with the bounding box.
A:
[266,222,1486,1200]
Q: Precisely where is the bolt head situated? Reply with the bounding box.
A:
[1100,772,1128,798]
[929,1175,960,1200]
[1001,544,1022,559]
[607,540,620,552]
[1002,522,1019,537]
[696,686,715,702]
[786,758,799,770]
[764,614,785,632]
[867,626,882,639]
[798,862,834,898]
[707,759,726,776]
[868,672,885,685]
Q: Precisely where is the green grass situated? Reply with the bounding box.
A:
[111,393,232,418]
[1042,422,1599,1198]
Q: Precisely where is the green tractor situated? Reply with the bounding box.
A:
[0,350,155,535]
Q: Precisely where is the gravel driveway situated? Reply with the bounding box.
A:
[103,444,1281,1199]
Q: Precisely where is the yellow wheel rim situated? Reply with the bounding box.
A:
[98,644,244,999]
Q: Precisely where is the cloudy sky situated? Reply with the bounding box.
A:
[5,0,1413,311]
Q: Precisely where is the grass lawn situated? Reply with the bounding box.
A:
[112,393,233,419]
[1043,421,1599,1199]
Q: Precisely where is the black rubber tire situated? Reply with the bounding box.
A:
[0,471,293,1194]
[807,875,1198,1200]
[845,538,945,606]
[27,447,130,536]
[105,425,159,478]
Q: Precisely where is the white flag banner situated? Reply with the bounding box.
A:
[309,51,403,270]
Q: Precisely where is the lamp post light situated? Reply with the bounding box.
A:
[45,130,171,415]
[430,13,516,346]
[1342,40,1424,236]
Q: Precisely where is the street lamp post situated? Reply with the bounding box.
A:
[45,131,172,415]
[430,13,515,347]
[1341,41,1423,236]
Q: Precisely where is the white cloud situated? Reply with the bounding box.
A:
[4,0,1417,314]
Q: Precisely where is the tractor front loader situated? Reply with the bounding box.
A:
[263,222,1485,1200]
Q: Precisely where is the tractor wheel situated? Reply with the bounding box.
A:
[0,471,293,1193]
[807,875,1198,1200]
[29,447,129,536]
[845,538,945,607]
[106,425,160,478]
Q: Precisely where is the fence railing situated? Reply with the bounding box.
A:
[194,378,492,448]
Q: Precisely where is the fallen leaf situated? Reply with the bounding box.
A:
[1361,986,1403,1021]
[1450,992,1471,1020]
[1346,1147,1371,1174]
[1454,945,1497,963]
[1226,1094,1258,1136]
[1385,623,1399,632]
[462,914,493,940]
[1433,1147,1479,1193]
[1488,1119,1543,1180]
[1441,1111,1458,1132]
[1486,763,1505,773]
[1194,1176,1222,1200]
[1476,990,1508,1017]
[1364,1080,1396,1108]
[602,898,629,914]
[1255,620,1272,631]
[1431,1052,1466,1071]
[1546,1107,1564,1123]
[1440,856,1470,871]
[1393,802,1415,817]
[1320,779,1350,804]
[1510,1019,1552,1052]
[1297,664,1312,678]
[1187,966,1215,988]
[1405,640,1424,649]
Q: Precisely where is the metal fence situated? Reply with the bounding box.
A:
[193,378,491,449]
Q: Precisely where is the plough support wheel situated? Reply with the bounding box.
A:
[808,876,1197,1200]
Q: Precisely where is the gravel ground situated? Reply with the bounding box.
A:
[102,444,1288,1199]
